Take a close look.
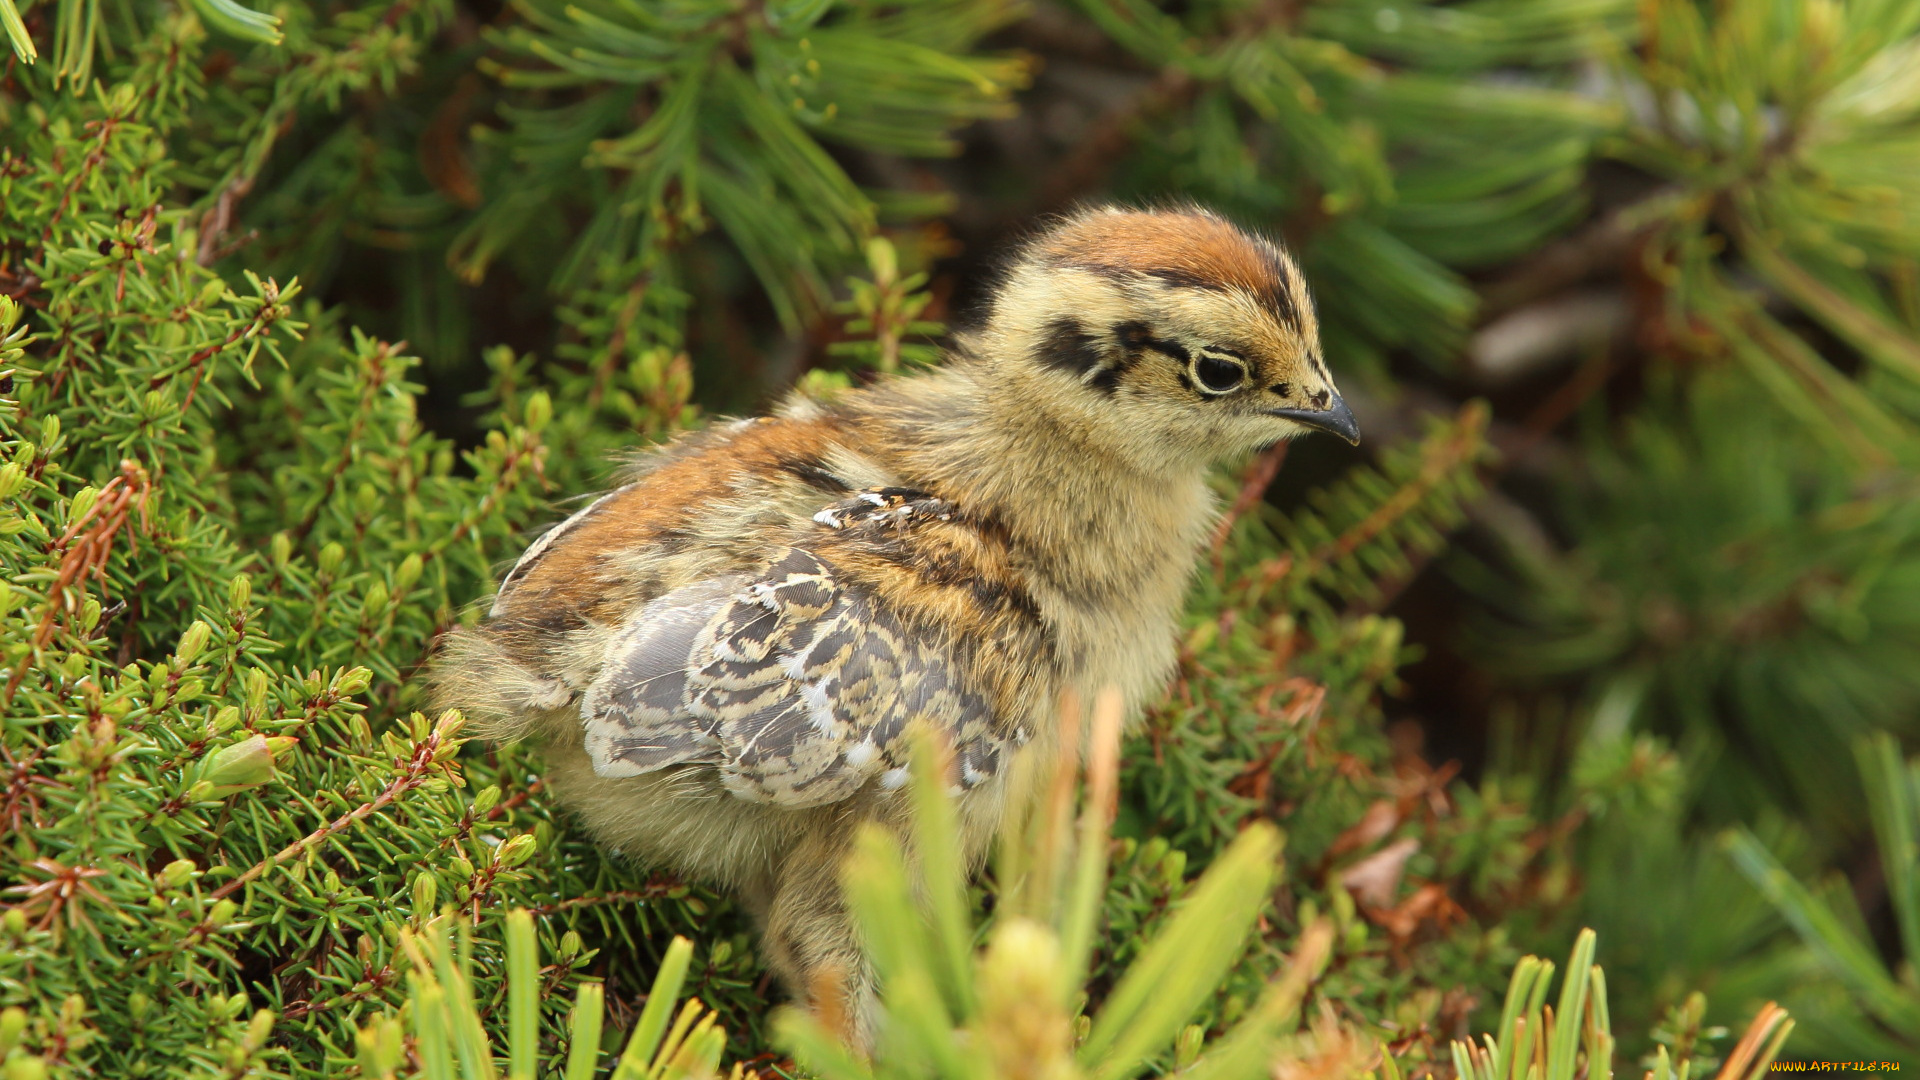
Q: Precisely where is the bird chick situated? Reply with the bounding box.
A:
[430,205,1357,1038]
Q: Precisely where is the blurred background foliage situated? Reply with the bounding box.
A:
[1,0,1917,1072]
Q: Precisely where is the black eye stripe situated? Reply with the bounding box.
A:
[1110,322,1191,363]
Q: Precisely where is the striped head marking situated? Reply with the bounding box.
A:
[990,206,1357,460]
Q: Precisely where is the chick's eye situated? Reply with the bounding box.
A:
[1193,353,1246,394]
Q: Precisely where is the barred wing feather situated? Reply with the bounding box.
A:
[581,548,1007,807]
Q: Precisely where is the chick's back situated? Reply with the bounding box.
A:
[430,406,1053,875]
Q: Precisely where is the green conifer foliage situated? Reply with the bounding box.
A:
[1459,0,1920,846]
[0,37,737,1074]
[3,0,1918,1070]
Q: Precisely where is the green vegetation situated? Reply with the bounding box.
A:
[2,0,1916,1073]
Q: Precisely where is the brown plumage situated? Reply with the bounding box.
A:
[430,205,1357,1040]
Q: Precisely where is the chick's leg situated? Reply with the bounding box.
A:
[756,826,878,1049]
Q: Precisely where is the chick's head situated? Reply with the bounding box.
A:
[981,206,1357,468]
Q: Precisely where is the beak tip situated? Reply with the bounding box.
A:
[1270,397,1361,446]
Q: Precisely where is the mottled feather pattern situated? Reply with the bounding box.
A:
[582,543,1015,807]
[429,206,1352,1041]
[811,487,957,531]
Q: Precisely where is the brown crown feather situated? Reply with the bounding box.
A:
[1029,208,1303,328]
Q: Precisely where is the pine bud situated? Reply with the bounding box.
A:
[496,833,537,867]
[243,1006,274,1045]
[1159,848,1187,892]
[360,582,389,617]
[334,666,372,697]
[412,873,437,914]
[142,388,173,419]
[4,1054,47,1080]
[0,463,23,501]
[213,706,242,734]
[209,899,238,926]
[557,930,582,961]
[200,734,295,795]
[1,909,23,935]
[244,668,270,714]
[128,992,152,1022]
[161,859,197,889]
[866,236,898,286]
[228,573,252,611]
[38,415,58,448]
[270,532,292,568]
[67,485,99,525]
[175,621,212,664]
[470,785,501,817]
[0,1007,25,1054]
[10,442,33,466]
[356,1016,404,1078]
[524,390,552,432]
[317,542,345,575]
[1183,619,1217,654]
[1174,1025,1204,1069]
[394,553,422,591]
[978,918,1072,1075]
[450,856,475,880]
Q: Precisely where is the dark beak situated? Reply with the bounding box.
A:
[1268,394,1360,445]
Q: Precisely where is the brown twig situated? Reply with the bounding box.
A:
[6,459,153,704]
[526,878,684,917]
[1476,186,1683,323]
[285,340,400,547]
[1210,441,1289,570]
[195,176,258,268]
[146,277,289,410]
[421,432,546,566]
[43,113,127,244]
[136,716,467,970]
[205,724,459,905]
[1262,403,1490,599]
